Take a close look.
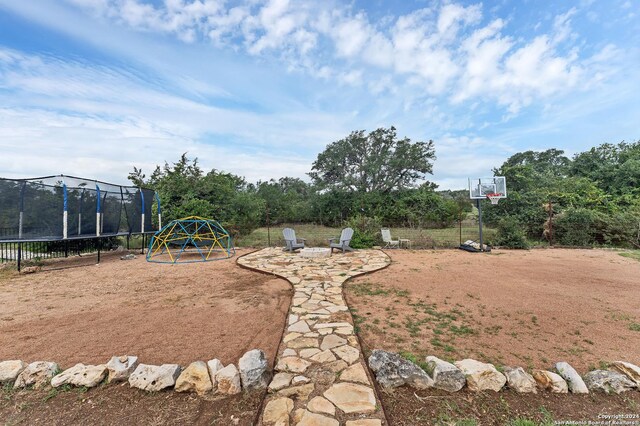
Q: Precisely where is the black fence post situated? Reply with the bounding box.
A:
[17,242,22,272]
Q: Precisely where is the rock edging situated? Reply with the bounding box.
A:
[366,350,640,395]
[0,349,270,397]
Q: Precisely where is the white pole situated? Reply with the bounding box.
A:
[63,210,68,239]
[141,213,145,234]
[96,213,101,237]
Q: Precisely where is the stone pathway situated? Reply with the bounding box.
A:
[238,247,391,426]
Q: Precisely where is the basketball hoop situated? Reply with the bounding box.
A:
[486,193,502,205]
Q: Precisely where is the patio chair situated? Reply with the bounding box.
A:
[283,228,305,252]
[381,228,399,249]
[329,227,354,253]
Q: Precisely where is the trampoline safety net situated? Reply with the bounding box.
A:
[0,175,161,242]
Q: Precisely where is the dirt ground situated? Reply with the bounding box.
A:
[382,386,640,425]
[0,249,291,366]
[0,249,290,424]
[1,384,263,426]
[346,248,640,424]
[346,248,640,371]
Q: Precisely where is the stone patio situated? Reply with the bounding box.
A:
[238,247,390,426]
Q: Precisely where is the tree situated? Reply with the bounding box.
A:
[501,149,570,177]
[128,154,264,235]
[309,126,436,193]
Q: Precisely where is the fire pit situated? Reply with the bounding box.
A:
[299,248,331,258]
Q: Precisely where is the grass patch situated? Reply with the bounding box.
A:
[619,251,640,262]
[351,282,390,296]
[629,322,640,331]
[449,325,477,336]
[399,351,430,371]
[238,223,496,248]
[44,384,71,401]
[509,419,537,426]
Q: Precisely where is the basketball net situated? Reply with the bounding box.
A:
[486,193,502,205]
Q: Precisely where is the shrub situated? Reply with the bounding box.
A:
[554,208,605,246]
[601,210,640,248]
[346,214,382,248]
[494,217,530,249]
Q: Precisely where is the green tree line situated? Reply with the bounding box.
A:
[129,127,639,248]
[486,141,640,248]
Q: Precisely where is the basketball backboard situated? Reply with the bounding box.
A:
[469,176,507,200]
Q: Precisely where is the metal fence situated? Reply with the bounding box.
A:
[0,233,154,270]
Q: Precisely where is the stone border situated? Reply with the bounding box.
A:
[0,348,272,398]
[367,350,640,395]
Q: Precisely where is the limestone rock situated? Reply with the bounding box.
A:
[288,321,311,333]
[128,364,181,391]
[106,355,138,383]
[340,363,370,385]
[532,370,568,393]
[14,361,59,389]
[307,396,336,416]
[277,383,315,401]
[276,357,311,374]
[292,408,306,424]
[287,337,319,349]
[297,410,339,426]
[321,334,347,350]
[323,382,377,414]
[216,364,242,394]
[300,348,321,359]
[555,362,588,394]
[368,349,433,389]
[282,349,297,357]
[324,360,348,373]
[503,367,537,394]
[207,358,223,389]
[51,363,107,388]
[424,356,465,392]
[0,360,26,383]
[611,361,640,386]
[346,421,382,426]
[269,372,294,392]
[454,359,506,392]
[310,350,337,363]
[175,361,213,395]
[333,345,360,364]
[239,349,271,390]
[292,375,310,384]
[263,397,294,426]
[284,333,302,343]
[583,370,637,394]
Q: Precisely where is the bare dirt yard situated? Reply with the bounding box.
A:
[0,249,291,425]
[345,248,640,424]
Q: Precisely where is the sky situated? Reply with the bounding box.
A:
[0,0,638,190]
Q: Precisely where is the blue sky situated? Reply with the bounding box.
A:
[0,0,638,190]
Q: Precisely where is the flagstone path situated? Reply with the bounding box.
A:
[238,247,391,426]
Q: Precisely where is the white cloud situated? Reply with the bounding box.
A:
[54,1,619,115]
[1,0,636,191]
[0,46,357,183]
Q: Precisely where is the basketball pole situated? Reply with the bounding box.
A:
[477,199,484,252]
